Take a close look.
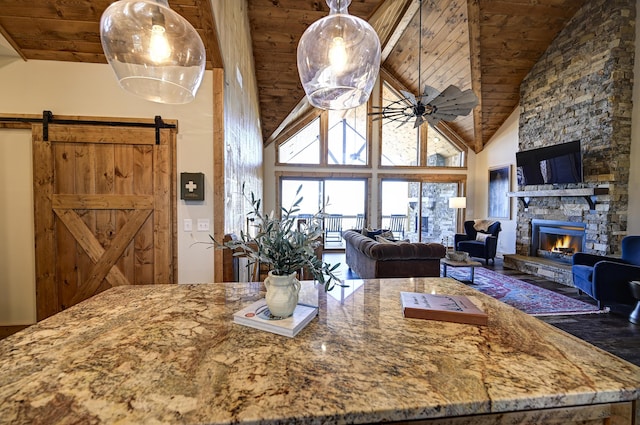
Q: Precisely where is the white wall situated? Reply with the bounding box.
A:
[0,129,36,324]
[471,109,519,256]
[0,58,214,325]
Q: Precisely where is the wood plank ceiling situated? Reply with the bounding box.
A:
[0,1,223,69]
[0,0,585,153]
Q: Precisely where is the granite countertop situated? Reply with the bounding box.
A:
[1,278,639,424]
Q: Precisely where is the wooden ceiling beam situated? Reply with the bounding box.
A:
[372,0,415,61]
[18,50,104,64]
[0,22,27,61]
[195,0,222,69]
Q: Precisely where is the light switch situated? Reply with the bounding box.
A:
[183,219,193,232]
[197,219,210,232]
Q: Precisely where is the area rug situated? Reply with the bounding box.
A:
[442,266,606,316]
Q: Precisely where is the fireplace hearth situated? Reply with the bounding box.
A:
[531,219,586,264]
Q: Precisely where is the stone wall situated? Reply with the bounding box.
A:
[517,0,635,256]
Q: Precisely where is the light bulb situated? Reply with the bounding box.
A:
[149,24,171,63]
[328,36,347,71]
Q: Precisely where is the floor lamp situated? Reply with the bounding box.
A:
[449,196,467,236]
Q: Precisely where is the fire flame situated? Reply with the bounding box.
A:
[552,235,571,251]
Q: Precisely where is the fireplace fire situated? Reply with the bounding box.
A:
[538,232,581,260]
[550,235,574,253]
[531,219,586,264]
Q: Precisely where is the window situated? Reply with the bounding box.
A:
[277,105,369,166]
[327,105,368,165]
[379,80,465,168]
[380,82,419,166]
[280,177,367,249]
[278,117,320,164]
[426,129,463,167]
[272,74,470,253]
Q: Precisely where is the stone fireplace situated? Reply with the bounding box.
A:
[503,0,634,287]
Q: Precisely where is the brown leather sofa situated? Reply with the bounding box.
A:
[343,230,446,279]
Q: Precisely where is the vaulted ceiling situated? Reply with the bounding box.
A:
[0,0,585,153]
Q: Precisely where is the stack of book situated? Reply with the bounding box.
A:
[233,299,318,337]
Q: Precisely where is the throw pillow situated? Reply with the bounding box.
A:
[375,235,396,244]
[362,228,386,238]
[476,233,490,242]
[380,230,394,239]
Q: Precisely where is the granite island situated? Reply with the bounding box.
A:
[1,277,639,424]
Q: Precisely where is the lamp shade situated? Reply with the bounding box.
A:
[449,197,467,209]
[100,0,206,104]
[297,0,381,110]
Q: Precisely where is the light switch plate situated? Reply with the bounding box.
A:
[197,219,210,232]
[183,219,193,232]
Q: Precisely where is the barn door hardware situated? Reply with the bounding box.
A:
[0,110,176,144]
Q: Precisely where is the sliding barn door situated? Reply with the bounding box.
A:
[32,121,176,321]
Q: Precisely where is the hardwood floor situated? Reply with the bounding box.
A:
[325,253,640,367]
[485,258,640,367]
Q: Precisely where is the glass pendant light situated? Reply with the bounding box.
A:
[100,0,206,104]
[297,0,381,110]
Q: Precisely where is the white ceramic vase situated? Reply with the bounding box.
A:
[264,270,300,318]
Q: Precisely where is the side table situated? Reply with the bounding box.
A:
[441,258,483,284]
[630,281,640,324]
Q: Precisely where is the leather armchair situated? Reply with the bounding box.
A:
[572,236,640,309]
[454,220,501,265]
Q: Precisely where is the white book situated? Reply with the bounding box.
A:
[233,299,318,337]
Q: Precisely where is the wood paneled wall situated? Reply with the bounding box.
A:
[210,0,264,281]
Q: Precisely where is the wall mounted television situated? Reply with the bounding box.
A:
[516,140,583,186]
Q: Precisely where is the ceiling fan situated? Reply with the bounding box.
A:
[370,0,478,128]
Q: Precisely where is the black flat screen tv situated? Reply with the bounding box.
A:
[516,141,583,186]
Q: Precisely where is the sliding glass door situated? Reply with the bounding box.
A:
[280,177,367,249]
[380,181,412,240]
[281,179,322,215]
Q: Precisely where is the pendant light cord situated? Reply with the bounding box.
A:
[418,0,423,95]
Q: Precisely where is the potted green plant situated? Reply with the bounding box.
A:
[213,184,341,318]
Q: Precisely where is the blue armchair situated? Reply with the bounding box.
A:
[454,220,501,265]
[572,236,640,309]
